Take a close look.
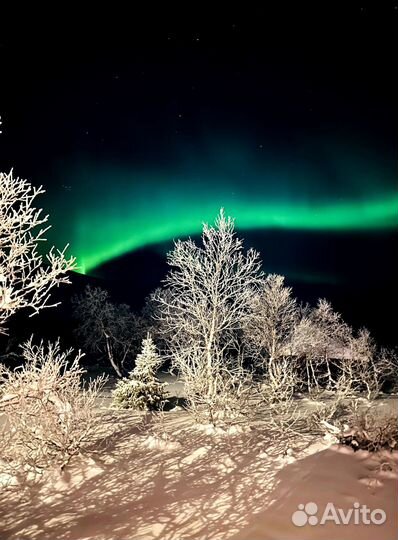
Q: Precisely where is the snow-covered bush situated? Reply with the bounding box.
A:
[258,356,298,411]
[339,409,398,452]
[0,339,105,473]
[112,335,167,411]
[305,400,350,434]
[303,368,356,434]
[183,360,254,426]
[343,330,397,399]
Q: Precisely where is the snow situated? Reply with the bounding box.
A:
[0,404,396,540]
[234,446,398,540]
[141,434,181,452]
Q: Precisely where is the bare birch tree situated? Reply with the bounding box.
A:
[153,209,262,422]
[245,274,298,368]
[0,170,75,332]
[289,299,351,392]
[72,285,144,377]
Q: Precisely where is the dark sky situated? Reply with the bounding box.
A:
[1,4,396,167]
[0,4,397,342]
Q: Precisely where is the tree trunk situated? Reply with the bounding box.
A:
[105,335,123,378]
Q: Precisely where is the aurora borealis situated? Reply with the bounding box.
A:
[55,148,398,274]
[75,190,398,274]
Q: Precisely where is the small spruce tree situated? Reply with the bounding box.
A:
[112,334,167,410]
[133,333,163,380]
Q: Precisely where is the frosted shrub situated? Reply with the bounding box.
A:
[112,335,167,411]
[183,361,254,427]
[259,357,298,411]
[344,330,397,400]
[0,339,105,473]
[339,408,398,452]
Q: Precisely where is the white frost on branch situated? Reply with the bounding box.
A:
[153,209,263,424]
[245,274,298,366]
[0,170,76,331]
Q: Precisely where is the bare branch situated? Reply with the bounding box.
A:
[0,170,75,332]
[153,209,263,424]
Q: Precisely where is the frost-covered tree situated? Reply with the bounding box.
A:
[133,333,163,380]
[0,170,75,332]
[112,334,167,410]
[72,285,144,378]
[153,209,262,417]
[289,299,351,392]
[344,329,396,399]
[245,274,298,367]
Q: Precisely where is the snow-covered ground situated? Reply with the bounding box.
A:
[0,380,397,540]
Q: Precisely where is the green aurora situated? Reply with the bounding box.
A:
[73,193,398,274]
[49,144,398,275]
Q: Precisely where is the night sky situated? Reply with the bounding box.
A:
[0,5,397,341]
